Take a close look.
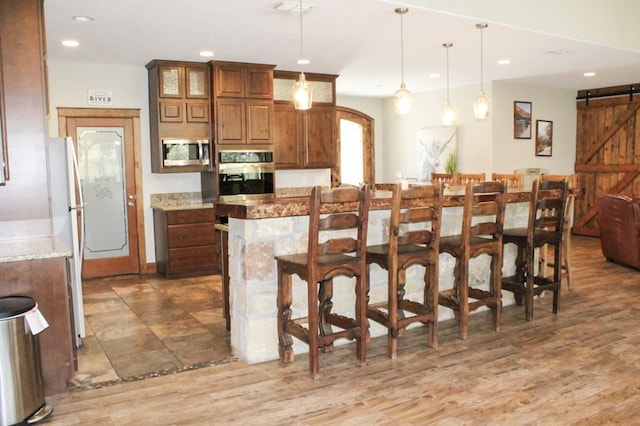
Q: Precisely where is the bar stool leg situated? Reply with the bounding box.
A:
[490,252,502,331]
[356,274,367,367]
[525,250,535,321]
[456,258,470,340]
[423,263,438,349]
[277,267,294,363]
[319,279,334,353]
[308,280,320,380]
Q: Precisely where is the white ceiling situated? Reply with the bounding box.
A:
[43,0,640,98]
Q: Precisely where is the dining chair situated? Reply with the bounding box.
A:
[438,181,507,339]
[501,178,569,321]
[457,172,486,186]
[275,185,371,379]
[431,173,456,186]
[491,172,524,190]
[367,182,442,358]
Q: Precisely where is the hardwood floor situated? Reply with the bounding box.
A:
[46,236,640,425]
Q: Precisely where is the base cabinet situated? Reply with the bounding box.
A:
[0,257,75,395]
[153,208,219,278]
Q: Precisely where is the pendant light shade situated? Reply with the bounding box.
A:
[293,0,312,110]
[441,42,455,126]
[293,72,312,110]
[474,23,490,120]
[394,8,412,116]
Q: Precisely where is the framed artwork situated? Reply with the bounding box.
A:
[514,101,532,139]
[416,126,457,182]
[535,120,553,156]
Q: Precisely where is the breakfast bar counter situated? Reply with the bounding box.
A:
[215,188,531,364]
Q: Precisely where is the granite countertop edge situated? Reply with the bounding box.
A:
[0,237,72,263]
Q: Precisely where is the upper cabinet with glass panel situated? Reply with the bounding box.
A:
[273,70,337,105]
[146,60,211,173]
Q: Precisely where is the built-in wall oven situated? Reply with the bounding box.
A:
[217,150,274,200]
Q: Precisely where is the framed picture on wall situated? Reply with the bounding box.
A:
[535,120,553,156]
[513,101,532,139]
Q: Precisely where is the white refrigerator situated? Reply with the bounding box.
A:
[47,136,85,347]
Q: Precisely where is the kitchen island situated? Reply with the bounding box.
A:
[215,189,531,364]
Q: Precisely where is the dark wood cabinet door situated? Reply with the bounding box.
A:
[215,65,245,98]
[274,102,302,168]
[246,100,273,144]
[304,105,336,168]
[246,67,273,99]
[216,98,246,144]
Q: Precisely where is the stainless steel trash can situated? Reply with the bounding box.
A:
[0,296,53,426]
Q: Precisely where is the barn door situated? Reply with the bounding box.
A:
[573,88,640,236]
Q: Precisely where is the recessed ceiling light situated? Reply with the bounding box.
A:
[297,58,310,65]
[199,51,214,58]
[429,73,440,78]
[547,49,568,55]
[62,40,79,47]
[498,59,511,65]
[72,15,94,22]
[584,72,596,77]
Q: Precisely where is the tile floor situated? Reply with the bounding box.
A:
[71,273,233,388]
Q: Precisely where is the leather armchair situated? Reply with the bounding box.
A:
[597,193,640,269]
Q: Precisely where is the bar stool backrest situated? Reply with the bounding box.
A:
[388,183,442,258]
[461,181,507,244]
[308,185,371,277]
[529,179,568,241]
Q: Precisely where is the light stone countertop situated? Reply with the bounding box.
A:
[150,192,213,211]
[0,237,72,263]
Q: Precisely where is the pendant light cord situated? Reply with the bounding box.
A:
[480,26,484,92]
[446,44,450,102]
[400,10,405,85]
[299,0,304,63]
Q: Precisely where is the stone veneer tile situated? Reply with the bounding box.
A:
[243,241,275,281]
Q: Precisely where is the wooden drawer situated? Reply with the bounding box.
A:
[168,222,217,248]
[168,245,218,272]
[167,208,215,225]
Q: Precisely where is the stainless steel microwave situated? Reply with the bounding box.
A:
[162,139,210,166]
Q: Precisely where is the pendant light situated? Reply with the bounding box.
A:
[473,23,490,119]
[393,8,412,116]
[292,0,312,110]
[441,42,455,126]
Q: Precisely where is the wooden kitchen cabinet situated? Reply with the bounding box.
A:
[272,70,337,170]
[211,61,275,146]
[146,60,211,173]
[274,102,336,169]
[153,208,219,278]
[215,98,273,145]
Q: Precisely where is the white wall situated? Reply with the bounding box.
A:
[492,81,576,175]
[47,61,202,263]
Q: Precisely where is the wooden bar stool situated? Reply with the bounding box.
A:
[491,172,524,189]
[366,182,443,359]
[457,172,486,186]
[501,178,569,321]
[275,185,371,379]
[438,181,507,339]
[539,173,575,290]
